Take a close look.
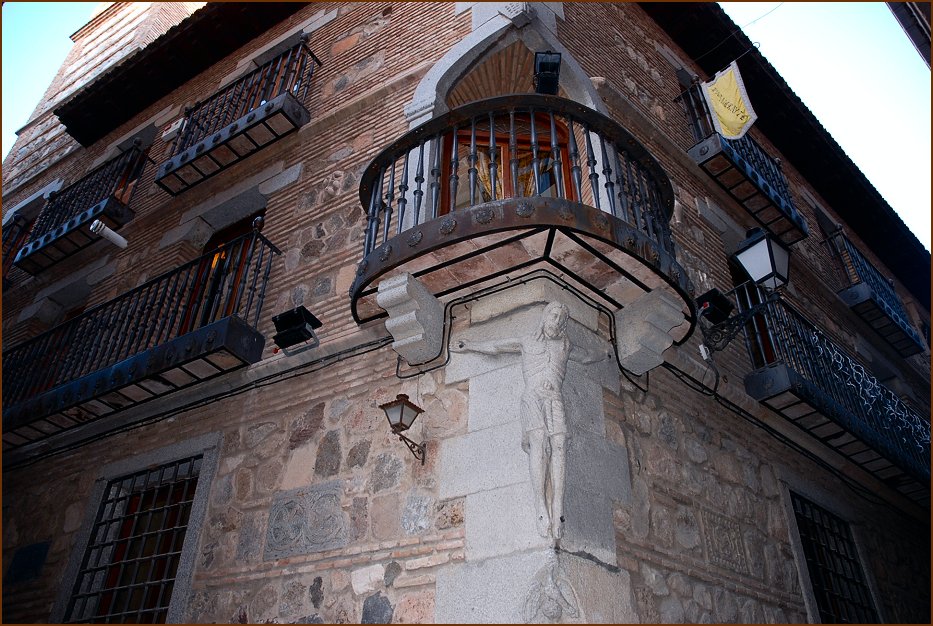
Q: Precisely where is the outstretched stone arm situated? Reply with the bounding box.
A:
[452,337,523,355]
[569,341,614,364]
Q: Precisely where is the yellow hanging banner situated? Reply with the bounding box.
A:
[701,61,757,140]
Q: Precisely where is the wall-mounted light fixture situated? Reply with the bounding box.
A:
[380,393,426,465]
[89,219,128,249]
[697,228,791,355]
[272,305,322,356]
[533,51,562,95]
[732,227,790,290]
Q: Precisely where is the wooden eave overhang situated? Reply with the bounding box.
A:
[54,2,307,147]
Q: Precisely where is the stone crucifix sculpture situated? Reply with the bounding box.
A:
[453,302,611,539]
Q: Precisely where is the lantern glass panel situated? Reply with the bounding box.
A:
[401,404,419,429]
[735,239,772,284]
[734,229,790,290]
[383,402,404,429]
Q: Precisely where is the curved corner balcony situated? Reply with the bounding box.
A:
[349,95,696,340]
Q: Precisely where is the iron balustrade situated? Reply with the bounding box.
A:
[2,228,280,409]
[827,229,916,331]
[168,38,321,157]
[25,146,148,246]
[735,284,931,471]
[679,84,800,226]
[722,133,793,208]
[360,94,676,259]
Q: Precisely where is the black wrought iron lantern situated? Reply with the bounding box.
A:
[380,393,426,464]
[733,228,790,290]
[533,51,562,95]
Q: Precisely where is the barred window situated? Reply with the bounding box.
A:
[790,492,879,624]
[62,455,202,623]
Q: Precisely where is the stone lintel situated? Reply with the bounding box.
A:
[376,272,445,365]
[614,289,687,375]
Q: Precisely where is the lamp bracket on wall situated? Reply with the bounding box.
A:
[396,432,426,465]
[697,287,780,354]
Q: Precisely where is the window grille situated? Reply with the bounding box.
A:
[790,492,880,624]
[62,455,202,623]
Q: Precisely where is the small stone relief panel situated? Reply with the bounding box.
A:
[700,508,748,574]
[264,481,349,560]
[523,557,581,623]
[299,167,358,210]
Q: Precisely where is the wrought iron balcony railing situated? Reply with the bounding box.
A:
[351,94,695,337]
[13,146,148,275]
[2,223,280,452]
[155,37,321,195]
[680,84,808,245]
[736,285,930,502]
[2,213,31,287]
[826,230,926,357]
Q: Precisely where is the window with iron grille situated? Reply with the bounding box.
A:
[62,455,202,623]
[790,492,880,624]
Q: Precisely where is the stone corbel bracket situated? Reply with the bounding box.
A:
[376,272,445,365]
[613,290,687,375]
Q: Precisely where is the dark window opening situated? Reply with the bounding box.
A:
[676,82,714,144]
[729,262,778,369]
[2,214,35,284]
[178,212,265,334]
[63,455,202,623]
[790,492,880,624]
[441,113,575,214]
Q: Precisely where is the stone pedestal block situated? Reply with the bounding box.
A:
[376,272,444,365]
[613,289,687,375]
[435,549,637,623]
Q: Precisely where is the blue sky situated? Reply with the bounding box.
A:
[2,2,930,249]
[719,2,931,250]
[2,2,99,156]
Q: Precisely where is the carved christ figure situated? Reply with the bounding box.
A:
[453,301,610,539]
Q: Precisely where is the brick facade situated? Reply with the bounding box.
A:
[3,3,929,623]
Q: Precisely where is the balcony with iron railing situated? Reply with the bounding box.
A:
[12,146,148,275]
[155,37,321,195]
[2,221,280,454]
[350,94,695,339]
[679,84,808,246]
[826,230,926,357]
[734,284,930,504]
